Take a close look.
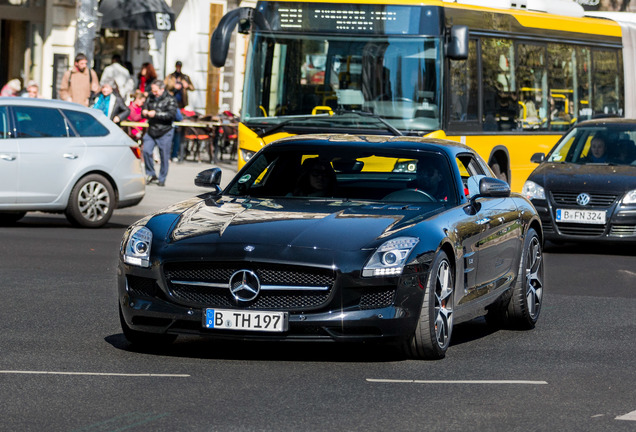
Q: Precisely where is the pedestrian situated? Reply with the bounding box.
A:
[21,80,40,98]
[100,54,134,102]
[165,60,195,109]
[141,80,178,187]
[91,80,130,124]
[137,62,157,95]
[0,79,21,97]
[127,90,148,141]
[59,53,100,107]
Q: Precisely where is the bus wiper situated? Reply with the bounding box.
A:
[334,109,403,136]
[256,114,325,138]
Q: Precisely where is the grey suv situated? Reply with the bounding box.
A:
[0,97,145,227]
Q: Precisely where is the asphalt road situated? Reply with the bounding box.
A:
[1,161,635,431]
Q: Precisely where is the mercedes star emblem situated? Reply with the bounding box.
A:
[229,270,260,302]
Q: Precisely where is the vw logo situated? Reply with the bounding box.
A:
[229,270,260,302]
[576,193,591,206]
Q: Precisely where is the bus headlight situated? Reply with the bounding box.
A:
[240,149,255,162]
[522,180,546,200]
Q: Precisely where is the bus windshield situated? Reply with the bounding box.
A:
[242,33,441,134]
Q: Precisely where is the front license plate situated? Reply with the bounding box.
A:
[204,309,287,332]
[556,209,606,225]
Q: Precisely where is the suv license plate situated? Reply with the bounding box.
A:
[556,209,606,225]
[204,309,287,332]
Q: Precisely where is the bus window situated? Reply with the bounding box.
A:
[576,47,593,121]
[517,43,547,131]
[448,39,478,126]
[548,43,575,131]
[592,49,623,117]
[481,38,516,132]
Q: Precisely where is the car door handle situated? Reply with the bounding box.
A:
[1,154,16,161]
[477,217,490,225]
[63,153,79,160]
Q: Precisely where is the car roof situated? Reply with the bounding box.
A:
[267,134,475,159]
[574,118,636,127]
[0,96,94,113]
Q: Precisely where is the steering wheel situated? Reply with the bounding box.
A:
[383,189,435,203]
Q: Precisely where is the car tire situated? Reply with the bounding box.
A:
[486,227,543,329]
[65,174,115,228]
[119,304,177,347]
[405,250,454,360]
[0,212,26,225]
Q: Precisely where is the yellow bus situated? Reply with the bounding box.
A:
[211,0,634,192]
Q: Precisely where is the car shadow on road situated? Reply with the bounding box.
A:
[12,214,131,229]
[105,317,502,363]
[544,240,634,256]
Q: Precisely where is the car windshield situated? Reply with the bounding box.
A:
[225,144,457,205]
[242,33,442,134]
[547,125,636,165]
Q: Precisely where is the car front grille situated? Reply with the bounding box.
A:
[359,287,396,309]
[551,192,618,207]
[609,224,636,237]
[163,262,335,311]
[556,224,606,236]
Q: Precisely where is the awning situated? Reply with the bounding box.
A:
[99,0,175,32]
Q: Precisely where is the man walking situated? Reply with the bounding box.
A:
[59,53,100,107]
[142,80,178,187]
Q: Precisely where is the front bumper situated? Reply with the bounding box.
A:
[118,260,425,343]
[532,198,636,243]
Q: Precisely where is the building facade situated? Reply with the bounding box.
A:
[0,0,251,116]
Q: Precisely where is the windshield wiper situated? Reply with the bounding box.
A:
[334,109,403,136]
[255,114,327,138]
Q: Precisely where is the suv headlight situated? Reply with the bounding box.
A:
[123,226,153,267]
[621,189,636,205]
[522,180,546,200]
[362,237,419,277]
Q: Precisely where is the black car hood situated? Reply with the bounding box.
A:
[531,163,636,192]
[167,197,443,251]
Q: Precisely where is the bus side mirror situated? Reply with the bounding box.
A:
[210,7,254,68]
[447,25,468,60]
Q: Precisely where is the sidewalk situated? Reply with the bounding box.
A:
[115,159,238,217]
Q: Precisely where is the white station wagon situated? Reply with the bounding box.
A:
[0,97,145,227]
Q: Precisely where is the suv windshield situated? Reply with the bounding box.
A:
[243,33,442,134]
[548,125,636,165]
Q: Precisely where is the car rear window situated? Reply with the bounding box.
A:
[14,106,69,138]
[63,109,109,137]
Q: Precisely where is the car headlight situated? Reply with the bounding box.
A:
[362,237,419,277]
[522,180,546,200]
[123,226,153,267]
[621,189,636,205]
[240,149,255,162]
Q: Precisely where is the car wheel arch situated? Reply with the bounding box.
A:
[71,170,120,203]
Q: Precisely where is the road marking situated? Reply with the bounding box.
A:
[616,410,636,421]
[367,379,548,385]
[0,370,189,378]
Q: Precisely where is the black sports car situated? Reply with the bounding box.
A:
[119,135,543,359]
[523,118,636,244]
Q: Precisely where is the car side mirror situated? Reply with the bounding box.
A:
[531,152,546,164]
[468,177,510,214]
[195,168,222,194]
